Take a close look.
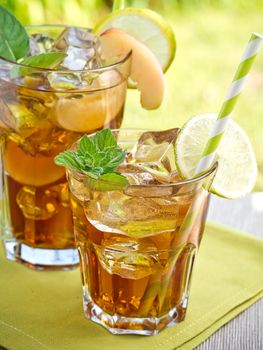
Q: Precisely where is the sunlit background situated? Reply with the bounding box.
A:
[2,0,263,190]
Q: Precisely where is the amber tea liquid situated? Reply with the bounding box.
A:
[0,78,126,269]
[70,184,209,334]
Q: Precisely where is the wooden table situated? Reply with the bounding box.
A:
[197,193,263,350]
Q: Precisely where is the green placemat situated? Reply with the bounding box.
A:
[0,221,263,350]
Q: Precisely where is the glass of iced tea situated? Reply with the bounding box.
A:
[65,129,217,335]
[0,26,131,270]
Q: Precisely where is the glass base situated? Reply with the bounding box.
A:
[83,293,187,335]
[3,239,79,270]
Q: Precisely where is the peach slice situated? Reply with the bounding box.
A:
[100,28,165,110]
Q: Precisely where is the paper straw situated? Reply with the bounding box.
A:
[112,0,125,12]
[183,32,263,238]
[195,32,263,176]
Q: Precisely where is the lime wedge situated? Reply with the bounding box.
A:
[175,113,257,199]
[94,7,176,73]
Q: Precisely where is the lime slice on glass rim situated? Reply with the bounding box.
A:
[94,7,176,87]
[175,113,257,199]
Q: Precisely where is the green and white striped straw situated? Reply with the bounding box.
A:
[195,32,263,176]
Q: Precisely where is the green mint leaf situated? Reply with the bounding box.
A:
[84,173,129,191]
[11,52,67,78]
[55,129,127,183]
[100,173,129,184]
[0,5,29,61]
[90,167,104,177]
[54,151,82,171]
[102,148,126,170]
[91,128,117,150]
[78,134,97,155]
[20,52,67,69]
[76,154,93,170]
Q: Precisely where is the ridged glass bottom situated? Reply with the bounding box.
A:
[3,239,79,270]
[83,291,187,335]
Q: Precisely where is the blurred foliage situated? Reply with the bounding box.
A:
[0,0,263,190]
[1,0,263,26]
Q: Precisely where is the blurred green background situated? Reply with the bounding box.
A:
[1,0,263,190]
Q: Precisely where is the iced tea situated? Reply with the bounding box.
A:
[0,26,131,269]
[67,129,216,334]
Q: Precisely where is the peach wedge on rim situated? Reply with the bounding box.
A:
[100,28,165,110]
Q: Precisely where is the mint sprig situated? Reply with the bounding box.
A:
[54,129,129,189]
[0,6,67,73]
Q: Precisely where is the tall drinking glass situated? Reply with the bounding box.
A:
[0,26,131,270]
[66,129,217,335]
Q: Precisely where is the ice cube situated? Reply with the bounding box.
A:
[63,46,95,70]
[126,128,180,184]
[47,72,83,90]
[29,33,54,54]
[54,27,98,49]
[117,163,158,185]
[2,102,50,136]
[18,88,56,118]
[91,69,122,88]
[85,190,179,238]
[117,129,181,186]
[0,99,17,131]
[139,128,180,144]
[80,68,122,91]
[53,27,101,70]
[49,182,70,208]
[1,99,57,156]
[68,171,91,203]
[133,128,179,165]
[122,197,178,221]
[16,186,58,220]
[95,235,159,279]
[119,162,180,186]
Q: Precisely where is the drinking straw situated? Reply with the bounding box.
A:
[195,32,263,175]
[175,31,263,243]
[138,32,263,316]
[180,31,263,240]
[138,248,183,316]
[112,0,125,12]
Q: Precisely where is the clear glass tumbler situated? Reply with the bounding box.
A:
[0,26,131,270]
[66,129,217,335]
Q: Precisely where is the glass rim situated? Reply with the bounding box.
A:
[69,162,217,189]
[0,24,132,74]
[67,128,218,189]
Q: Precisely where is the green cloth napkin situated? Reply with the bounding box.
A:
[0,221,263,350]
